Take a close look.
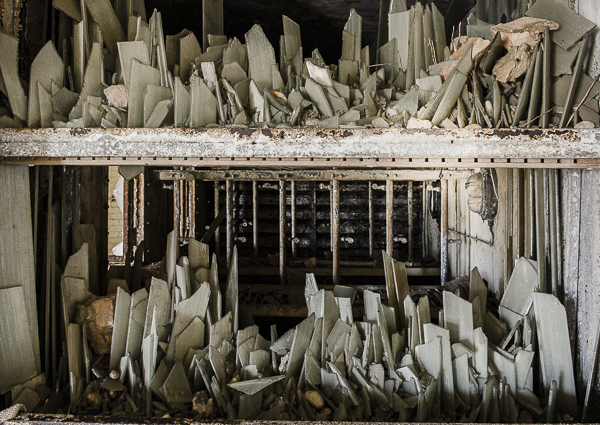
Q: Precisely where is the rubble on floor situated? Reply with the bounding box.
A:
[7,229,579,423]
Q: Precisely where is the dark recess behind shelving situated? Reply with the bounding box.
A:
[144,0,453,64]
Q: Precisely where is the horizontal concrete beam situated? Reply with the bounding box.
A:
[0,128,598,166]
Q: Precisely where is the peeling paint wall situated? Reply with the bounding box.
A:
[447,169,506,298]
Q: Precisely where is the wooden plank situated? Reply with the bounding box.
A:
[85,0,126,53]
[0,165,40,375]
[245,24,276,93]
[0,287,38,394]
[27,41,63,128]
[78,166,108,293]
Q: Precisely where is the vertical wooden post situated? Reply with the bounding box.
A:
[386,180,394,256]
[279,180,286,285]
[332,179,340,285]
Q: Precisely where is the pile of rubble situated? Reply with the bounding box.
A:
[30,229,575,423]
[0,0,597,130]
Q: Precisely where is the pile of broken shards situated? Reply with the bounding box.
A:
[0,0,597,131]
[55,231,577,423]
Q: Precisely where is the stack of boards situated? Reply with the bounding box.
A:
[53,228,577,423]
[0,0,598,130]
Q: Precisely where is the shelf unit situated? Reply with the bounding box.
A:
[1,127,599,168]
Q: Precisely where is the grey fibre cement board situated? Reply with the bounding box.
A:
[0,286,38,394]
[0,165,40,374]
[532,292,578,417]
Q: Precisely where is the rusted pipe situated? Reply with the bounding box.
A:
[332,179,340,285]
[174,177,181,235]
[441,179,448,286]
[386,180,394,255]
[408,181,414,260]
[253,180,258,258]
[279,180,286,285]
[369,181,374,259]
[226,179,233,268]
[214,181,220,259]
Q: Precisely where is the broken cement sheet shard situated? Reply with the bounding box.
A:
[532,292,577,417]
[0,32,28,122]
[422,323,455,413]
[245,24,276,93]
[526,0,596,50]
[443,291,474,350]
[27,41,63,128]
[163,361,193,405]
[229,375,285,395]
[125,288,148,361]
[166,281,210,363]
[224,246,238,333]
[143,277,171,342]
[500,257,537,316]
[286,313,316,378]
[109,287,132,371]
[210,311,233,350]
[0,287,38,394]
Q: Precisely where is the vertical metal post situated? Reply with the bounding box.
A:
[554,169,562,297]
[408,181,414,260]
[279,180,287,285]
[368,181,374,259]
[422,182,428,259]
[441,179,449,286]
[549,169,558,297]
[173,177,180,235]
[514,169,524,260]
[386,180,394,256]
[187,170,196,238]
[524,170,531,258]
[180,169,186,237]
[291,181,297,258]
[311,182,317,257]
[214,182,220,259]
[332,179,340,285]
[534,169,547,293]
[226,179,233,268]
[505,168,514,287]
[252,181,258,258]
